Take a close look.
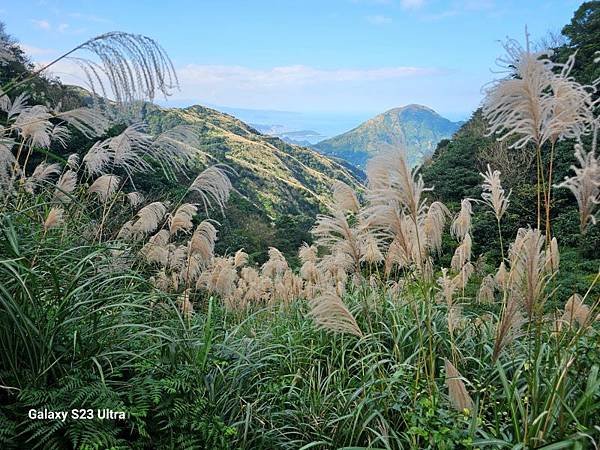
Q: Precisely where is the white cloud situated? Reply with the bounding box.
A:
[178,64,438,87]
[58,23,69,33]
[400,0,424,10]
[31,19,51,30]
[19,44,56,57]
[366,14,392,25]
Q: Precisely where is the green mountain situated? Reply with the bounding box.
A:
[138,104,364,261]
[143,104,362,219]
[314,104,461,168]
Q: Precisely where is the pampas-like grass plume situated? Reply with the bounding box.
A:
[481,165,510,221]
[451,199,472,241]
[54,169,77,202]
[169,203,198,235]
[482,35,555,149]
[131,201,167,235]
[299,243,318,264]
[313,208,363,274]
[444,359,474,412]
[25,162,61,192]
[424,201,450,254]
[83,140,112,175]
[189,220,218,262]
[188,165,234,213]
[495,261,508,288]
[178,289,194,319]
[60,32,178,104]
[451,233,472,271]
[262,247,289,278]
[366,148,429,220]
[508,228,548,317]
[493,292,525,361]
[13,105,53,148]
[561,294,593,328]
[557,144,599,232]
[88,174,120,203]
[545,54,594,143]
[57,107,109,138]
[108,123,153,175]
[360,232,384,264]
[332,180,360,213]
[43,207,64,231]
[126,192,144,208]
[477,274,496,304]
[66,153,80,170]
[308,290,363,337]
[545,236,560,273]
[234,249,248,268]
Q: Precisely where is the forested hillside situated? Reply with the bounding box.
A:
[421,2,600,298]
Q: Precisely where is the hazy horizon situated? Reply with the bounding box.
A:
[2,0,582,135]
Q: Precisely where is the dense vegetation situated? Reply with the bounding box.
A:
[1,3,599,449]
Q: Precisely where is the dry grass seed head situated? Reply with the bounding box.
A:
[444,359,474,412]
[308,290,363,337]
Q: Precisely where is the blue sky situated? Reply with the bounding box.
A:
[1,0,583,122]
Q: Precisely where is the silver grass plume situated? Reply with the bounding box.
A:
[424,201,450,254]
[452,261,474,290]
[0,141,16,188]
[481,165,510,221]
[261,247,289,279]
[483,34,594,148]
[66,154,80,170]
[178,289,194,319]
[169,203,198,235]
[13,105,53,148]
[88,174,120,203]
[312,208,363,275]
[308,290,363,337]
[54,169,78,202]
[188,165,234,213]
[495,261,508,288]
[131,201,167,235]
[151,125,204,175]
[43,207,64,231]
[298,243,318,264]
[508,228,548,317]
[189,220,218,263]
[25,162,61,192]
[50,125,70,148]
[56,32,178,104]
[477,274,497,304]
[360,232,384,264]
[493,292,525,361]
[556,143,600,232]
[332,180,360,213]
[545,54,595,143]
[444,359,474,413]
[366,148,429,220]
[234,249,248,268]
[83,140,112,175]
[545,236,560,273]
[561,294,594,329]
[56,107,109,138]
[451,199,472,241]
[126,191,144,208]
[482,35,555,149]
[451,233,472,271]
[107,123,153,175]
